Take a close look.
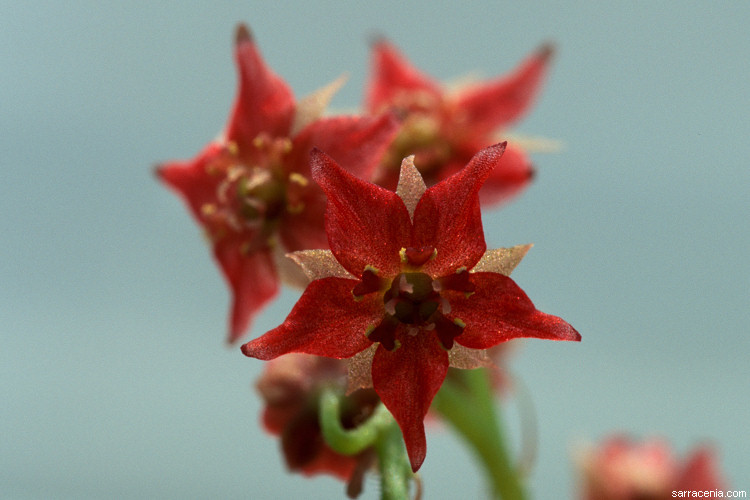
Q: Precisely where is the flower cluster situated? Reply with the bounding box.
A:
[242,144,580,471]
[157,22,730,499]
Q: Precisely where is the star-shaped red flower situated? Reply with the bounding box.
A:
[242,142,580,471]
[156,25,399,342]
[578,436,726,499]
[366,39,553,206]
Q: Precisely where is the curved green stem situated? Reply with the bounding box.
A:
[319,388,393,455]
[319,388,413,500]
[432,368,527,500]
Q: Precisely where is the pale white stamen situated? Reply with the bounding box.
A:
[227,165,245,182]
[441,297,451,314]
[399,275,413,294]
[384,298,397,316]
[243,168,271,191]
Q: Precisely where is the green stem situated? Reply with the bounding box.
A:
[432,368,527,500]
[374,422,412,500]
[319,388,392,455]
[319,388,412,500]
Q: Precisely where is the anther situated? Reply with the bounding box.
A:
[288,172,309,187]
[352,266,385,298]
[401,246,437,267]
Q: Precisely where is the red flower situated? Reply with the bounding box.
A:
[242,142,580,471]
[366,39,553,206]
[256,353,378,491]
[577,436,726,499]
[156,24,399,342]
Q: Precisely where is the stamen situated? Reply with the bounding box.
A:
[242,168,272,191]
[384,298,397,316]
[440,297,451,314]
[438,268,475,294]
[288,172,309,186]
[366,318,399,351]
[352,266,385,298]
[252,134,267,149]
[398,274,414,294]
[402,246,437,267]
[227,165,245,182]
[433,314,465,350]
[286,202,305,214]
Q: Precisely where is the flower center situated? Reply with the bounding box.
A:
[383,114,452,180]
[200,136,304,252]
[355,249,475,352]
[383,273,439,325]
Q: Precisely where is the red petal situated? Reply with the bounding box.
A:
[155,143,224,222]
[371,334,449,472]
[241,277,380,360]
[365,40,442,114]
[453,43,554,137]
[412,143,506,276]
[278,185,329,252]
[287,113,401,180]
[262,405,294,435]
[450,272,580,349]
[226,24,295,150]
[213,239,279,343]
[477,141,534,207]
[279,114,401,252]
[311,150,412,277]
[676,446,725,490]
[298,445,358,480]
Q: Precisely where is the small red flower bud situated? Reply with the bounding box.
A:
[256,354,379,484]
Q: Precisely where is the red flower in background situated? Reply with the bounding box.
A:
[242,142,580,472]
[157,24,399,342]
[366,39,553,206]
[578,436,726,500]
[256,353,378,495]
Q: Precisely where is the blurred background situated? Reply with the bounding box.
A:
[2,1,748,498]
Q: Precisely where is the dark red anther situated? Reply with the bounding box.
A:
[438,268,475,293]
[404,246,436,267]
[367,317,400,351]
[352,267,386,298]
[432,314,465,350]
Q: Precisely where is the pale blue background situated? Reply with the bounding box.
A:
[2,2,748,498]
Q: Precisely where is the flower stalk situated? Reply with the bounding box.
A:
[432,368,527,500]
[320,388,413,500]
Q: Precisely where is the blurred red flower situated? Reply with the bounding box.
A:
[366,39,553,206]
[578,436,726,499]
[157,24,398,342]
[256,353,378,493]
